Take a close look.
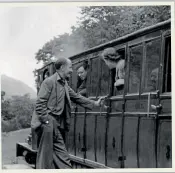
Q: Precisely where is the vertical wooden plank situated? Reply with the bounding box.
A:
[157,120,172,168]
[136,116,141,168]
[139,117,156,168]
[94,114,97,162]
[104,114,109,166]
[73,108,77,156]
[96,116,106,165]
[83,110,87,159]
[86,115,95,161]
[124,117,138,168]
[75,114,84,158]
[107,116,122,168]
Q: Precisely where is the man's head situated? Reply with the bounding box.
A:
[150,68,158,85]
[76,61,88,81]
[54,57,73,79]
[102,47,121,69]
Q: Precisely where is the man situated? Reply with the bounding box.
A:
[102,47,125,92]
[146,68,158,91]
[31,57,103,169]
[76,61,89,97]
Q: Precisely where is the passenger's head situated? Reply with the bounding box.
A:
[150,68,158,85]
[54,57,73,79]
[76,61,89,81]
[44,71,49,80]
[102,47,121,69]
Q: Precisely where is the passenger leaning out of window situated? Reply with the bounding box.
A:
[102,47,125,93]
[76,61,89,97]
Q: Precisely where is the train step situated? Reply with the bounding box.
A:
[2,164,33,169]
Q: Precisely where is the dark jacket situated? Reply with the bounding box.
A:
[31,72,94,131]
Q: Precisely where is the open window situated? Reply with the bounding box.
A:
[112,48,126,96]
[43,69,50,81]
[163,35,171,92]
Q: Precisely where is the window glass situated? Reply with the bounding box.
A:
[100,59,110,96]
[143,39,161,92]
[128,45,143,93]
[71,64,78,91]
[89,58,99,97]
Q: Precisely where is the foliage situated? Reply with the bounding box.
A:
[1,91,5,100]
[1,93,35,132]
[34,6,170,66]
[78,6,170,48]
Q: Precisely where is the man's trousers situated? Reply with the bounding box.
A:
[35,116,72,169]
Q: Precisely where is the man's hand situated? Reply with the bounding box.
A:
[94,96,107,107]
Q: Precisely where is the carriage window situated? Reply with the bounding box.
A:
[88,58,99,97]
[163,36,171,92]
[128,45,143,93]
[143,39,161,92]
[43,69,50,80]
[100,59,110,96]
[71,63,80,91]
[113,49,126,96]
[75,61,89,97]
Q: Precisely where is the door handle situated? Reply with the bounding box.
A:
[151,104,162,113]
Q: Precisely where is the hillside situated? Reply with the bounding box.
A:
[1,75,36,99]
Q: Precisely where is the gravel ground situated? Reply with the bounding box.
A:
[1,128,31,166]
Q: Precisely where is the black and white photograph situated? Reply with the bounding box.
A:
[0,2,173,170]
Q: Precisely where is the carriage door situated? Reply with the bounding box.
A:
[124,30,171,168]
[156,30,172,168]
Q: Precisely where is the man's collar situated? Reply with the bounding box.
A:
[56,72,66,85]
[56,72,61,81]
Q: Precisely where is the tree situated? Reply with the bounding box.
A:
[1,91,5,101]
[1,94,35,131]
[78,6,170,48]
[34,6,170,65]
[35,31,86,64]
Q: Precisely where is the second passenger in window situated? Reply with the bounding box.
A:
[102,47,125,94]
[76,61,89,97]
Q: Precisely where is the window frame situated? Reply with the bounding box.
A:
[161,30,171,93]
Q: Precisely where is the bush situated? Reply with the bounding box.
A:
[2,119,19,132]
[1,93,35,132]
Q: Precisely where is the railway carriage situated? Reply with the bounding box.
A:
[16,19,171,168]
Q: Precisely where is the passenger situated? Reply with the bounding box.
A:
[102,47,125,92]
[76,61,88,97]
[44,71,50,80]
[147,68,159,91]
[31,57,104,169]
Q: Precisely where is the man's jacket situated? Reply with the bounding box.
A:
[31,72,94,131]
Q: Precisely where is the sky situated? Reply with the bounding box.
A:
[0,4,81,91]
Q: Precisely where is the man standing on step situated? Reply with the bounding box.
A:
[31,57,104,169]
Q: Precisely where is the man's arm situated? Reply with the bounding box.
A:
[79,88,87,97]
[68,85,96,110]
[35,78,52,123]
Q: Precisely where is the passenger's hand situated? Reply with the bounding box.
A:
[94,96,107,107]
